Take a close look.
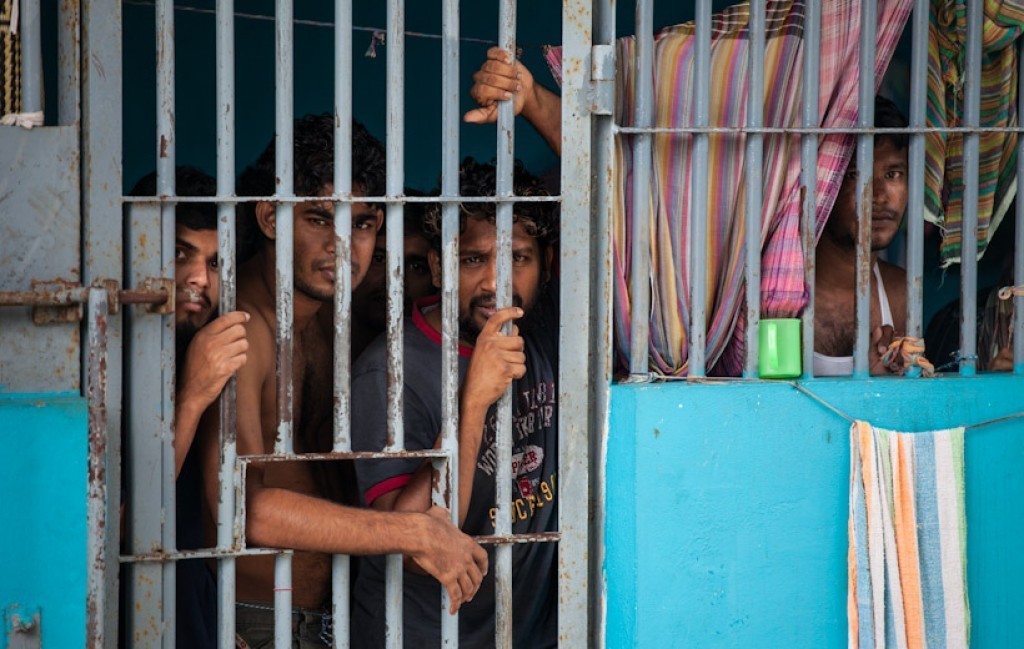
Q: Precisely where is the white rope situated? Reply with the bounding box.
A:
[0,110,44,128]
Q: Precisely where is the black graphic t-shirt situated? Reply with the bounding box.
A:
[351,291,559,649]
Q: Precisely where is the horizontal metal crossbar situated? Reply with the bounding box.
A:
[122,194,563,204]
[238,449,451,463]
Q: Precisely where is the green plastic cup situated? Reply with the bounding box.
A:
[758,318,802,379]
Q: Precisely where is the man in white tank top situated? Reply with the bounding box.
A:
[813,96,909,377]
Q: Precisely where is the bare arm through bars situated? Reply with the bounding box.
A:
[197,308,487,612]
[465,47,563,156]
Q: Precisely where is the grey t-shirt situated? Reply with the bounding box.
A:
[350,294,558,649]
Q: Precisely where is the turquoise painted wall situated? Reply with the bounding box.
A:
[606,376,1024,648]
[0,395,87,649]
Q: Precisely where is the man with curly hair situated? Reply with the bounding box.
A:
[197,115,487,646]
[350,158,560,647]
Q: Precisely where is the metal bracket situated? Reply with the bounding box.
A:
[4,605,41,649]
[590,44,615,116]
[31,279,84,325]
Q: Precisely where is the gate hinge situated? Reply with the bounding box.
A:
[0,278,175,324]
[590,44,615,116]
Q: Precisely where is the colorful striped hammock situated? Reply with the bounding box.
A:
[546,0,912,376]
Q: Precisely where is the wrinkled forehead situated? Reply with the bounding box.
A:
[176,224,219,256]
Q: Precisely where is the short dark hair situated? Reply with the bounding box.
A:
[128,166,217,231]
[236,114,386,257]
[423,158,559,249]
[874,95,908,151]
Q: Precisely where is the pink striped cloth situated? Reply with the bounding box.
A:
[546,0,912,375]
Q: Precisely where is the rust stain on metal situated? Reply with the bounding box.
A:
[159,135,168,159]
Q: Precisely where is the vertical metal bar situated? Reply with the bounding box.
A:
[853,0,877,378]
[384,4,406,647]
[800,0,821,377]
[905,0,929,377]
[1015,40,1024,375]
[437,0,461,641]
[155,0,177,644]
[744,1,765,377]
[384,0,406,453]
[85,288,109,649]
[560,0,593,645]
[960,0,982,376]
[19,0,43,115]
[216,0,239,644]
[628,0,654,378]
[81,0,122,641]
[332,0,354,646]
[494,2,516,646]
[274,0,295,642]
[275,0,295,455]
[591,0,615,643]
[689,0,711,378]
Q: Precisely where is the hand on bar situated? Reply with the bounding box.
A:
[409,506,489,614]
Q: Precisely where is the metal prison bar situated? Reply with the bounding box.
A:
[112,2,593,649]
[622,0,1020,379]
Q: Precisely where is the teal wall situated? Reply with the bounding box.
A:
[0,395,87,649]
[606,375,1024,648]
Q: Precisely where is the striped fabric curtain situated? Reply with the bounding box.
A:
[547,0,912,376]
[925,0,1024,266]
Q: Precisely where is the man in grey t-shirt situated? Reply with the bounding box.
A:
[351,159,560,648]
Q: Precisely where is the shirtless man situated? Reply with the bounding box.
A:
[812,96,909,376]
[198,114,487,647]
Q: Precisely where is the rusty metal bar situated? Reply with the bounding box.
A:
[559,0,592,645]
[122,547,281,563]
[800,0,821,377]
[155,0,178,643]
[437,0,461,641]
[689,0,711,378]
[239,449,450,462]
[332,1,354,646]
[0,286,169,308]
[960,0,982,377]
[383,3,406,647]
[273,0,295,642]
[274,0,296,456]
[628,0,654,378]
[905,0,928,377]
[216,0,239,643]
[853,0,877,378]
[493,0,517,645]
[123,194,563,204]
[85,288,110,649]
[744,0,765,377]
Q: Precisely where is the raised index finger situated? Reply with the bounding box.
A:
[480,306,523,336]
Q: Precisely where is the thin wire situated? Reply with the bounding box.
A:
[789,382,1024,432]
[123,0,548,49]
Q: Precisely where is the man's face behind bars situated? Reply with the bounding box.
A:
[175,225,219,336]
[255,185,384,301]
[826,139,908,252]
[429,214,550,343]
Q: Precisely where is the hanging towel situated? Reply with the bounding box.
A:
[848,421,969,649]
[545,0,913,376]
[925,0,1024,266]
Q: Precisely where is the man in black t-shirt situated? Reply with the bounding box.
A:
[351,158,560,648]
